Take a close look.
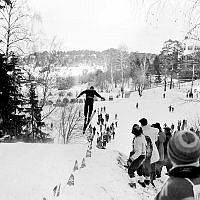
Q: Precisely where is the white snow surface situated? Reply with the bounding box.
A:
[1,81,200,200]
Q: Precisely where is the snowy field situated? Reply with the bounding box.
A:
[0,81,200,200]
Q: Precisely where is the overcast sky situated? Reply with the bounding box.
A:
[28,0,188,54]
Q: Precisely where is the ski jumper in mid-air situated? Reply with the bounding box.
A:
[76,86,105,126]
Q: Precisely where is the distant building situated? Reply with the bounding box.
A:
[183,37,200,55]
[181,37,200,81]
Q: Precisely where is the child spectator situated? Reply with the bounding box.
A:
[127,124,147,188]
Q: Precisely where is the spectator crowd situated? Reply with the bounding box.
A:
[126,117,200,200]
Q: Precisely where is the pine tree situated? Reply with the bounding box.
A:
[0,53,25,138]
[24,81,45,142]
[0,54,8,137]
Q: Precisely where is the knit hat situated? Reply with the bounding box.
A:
[167,130,200,165]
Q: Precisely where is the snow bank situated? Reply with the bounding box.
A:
[0,143,87,200]
[0,142,163,200]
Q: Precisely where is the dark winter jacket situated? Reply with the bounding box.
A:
[77,89,103,103]
[154,166,200,200]
[155,131,166,161]
[163,129,172,164]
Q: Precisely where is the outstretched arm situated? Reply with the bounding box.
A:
[76,90,86,99]
[94,91,105,100]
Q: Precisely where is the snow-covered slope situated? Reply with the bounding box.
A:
[0,143,166,200]
[1,81,200,200]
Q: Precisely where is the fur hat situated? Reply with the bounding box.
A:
[168,130,200,165]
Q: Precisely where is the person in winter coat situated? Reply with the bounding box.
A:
[105,113,109,122]
[139,118,160,185]
[154,130,200,200]
[92,126,96,135]
[163,127,173,172]
[152,123,166,178]
[127,124,147,188]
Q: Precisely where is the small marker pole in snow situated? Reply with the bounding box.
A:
[53,183,61,197]
[67,173,74,186]
[56,184,61,197]
[73,160,78,171]
[53,185,58,196]
[80,158,86,168]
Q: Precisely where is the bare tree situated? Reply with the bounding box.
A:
[31,38,62,108]
[159,39,183,90]
[145,0,200,38]
[129,55,150,96]
[0,0,31,56]
[21,38,64,123]
[0,0,11,7]
[58,103,82,144]
[136,57,150,96]
[117,45,129,90]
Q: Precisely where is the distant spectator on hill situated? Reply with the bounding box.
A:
[163,93,165,99]
[121,86,124,98]
[93,126,96,135]
[171,123,175,131]
[105,113,109,122]
[50,122,53,129]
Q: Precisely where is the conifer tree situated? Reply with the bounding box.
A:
[0,53,25,138]
[24,81,45,142]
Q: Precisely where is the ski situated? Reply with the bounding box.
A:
[83,109,96,134]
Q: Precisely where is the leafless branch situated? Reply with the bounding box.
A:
[41,106,57,121]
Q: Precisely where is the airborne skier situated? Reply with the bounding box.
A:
[76,86,105,131]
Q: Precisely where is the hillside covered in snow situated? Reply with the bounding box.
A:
[1,80,200,200]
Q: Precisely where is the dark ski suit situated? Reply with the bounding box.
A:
[77,89,104,123]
